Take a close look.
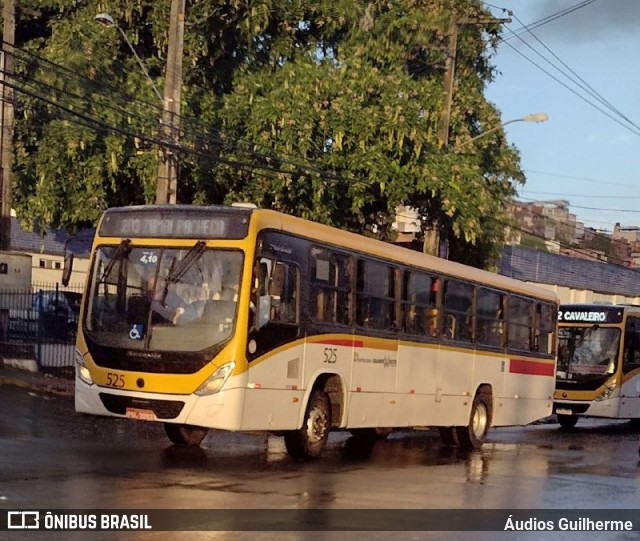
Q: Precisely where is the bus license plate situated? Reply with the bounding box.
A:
[126,408,156,421]
[556,408,572,416]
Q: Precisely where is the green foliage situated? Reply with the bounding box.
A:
[8,0,523,268]
[519,233,550,253]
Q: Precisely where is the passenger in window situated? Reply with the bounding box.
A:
[425,308,439,337]
[144,274,195,325]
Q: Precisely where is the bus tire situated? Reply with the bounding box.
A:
[456,390,492,450]
[284,389,331,459]
[349,427,392,440]
[557,414,578,430]
[164,423,209,446]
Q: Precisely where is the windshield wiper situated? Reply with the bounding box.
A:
[99,239,131,284]
[165,241,206,285]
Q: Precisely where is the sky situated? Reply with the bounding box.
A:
[483,0,640,233]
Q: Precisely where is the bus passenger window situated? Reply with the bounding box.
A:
[310,248,352,325]
[507,296,534,351]
[623,317,640,373]
[477,288,505,348]
[533,302,556,355]
[403,272,439,338]
[268,262,299,324]
[355,259,394,330]
[441,280,473,342]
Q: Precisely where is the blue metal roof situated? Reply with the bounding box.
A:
[500,245,640,297]
[10,217,94,257]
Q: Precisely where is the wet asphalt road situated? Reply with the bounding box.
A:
[1,385,639,541]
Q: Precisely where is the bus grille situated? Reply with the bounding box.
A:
[99,393,185,419]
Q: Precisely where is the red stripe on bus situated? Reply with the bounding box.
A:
[318,339,365,347]
[509,358,555,376]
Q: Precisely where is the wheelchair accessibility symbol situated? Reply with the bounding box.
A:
[129,324,144,340]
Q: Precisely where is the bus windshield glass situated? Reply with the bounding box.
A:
[85,245,243,352]
[556,326,621,381]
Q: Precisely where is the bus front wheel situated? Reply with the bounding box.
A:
[456,390,492,450]
[557,414,578,430]
[284,389,331,459]
[164,423,209,446]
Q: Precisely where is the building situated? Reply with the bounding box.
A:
[9,214,94,288]
[500,245,640,304]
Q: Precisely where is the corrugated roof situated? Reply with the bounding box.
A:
[10,217,94,256]
[500,245,640,297]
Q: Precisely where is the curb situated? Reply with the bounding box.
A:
[0,371,74,398]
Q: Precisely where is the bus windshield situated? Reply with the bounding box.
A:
[556,326,620,381]
[85,244,244,352]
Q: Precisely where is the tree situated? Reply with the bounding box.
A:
[7,0,523,268]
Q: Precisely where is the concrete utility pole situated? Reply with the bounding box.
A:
[424,14,511,256]
[0,0,15,250]
[155,0,185,205]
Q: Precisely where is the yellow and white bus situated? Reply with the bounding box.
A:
[71,205,558,458]
[554,304,640,429]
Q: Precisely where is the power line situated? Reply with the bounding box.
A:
[486,1,598,41]
[2,48,366,190]
[507,11,640,134]
[524,169,640,189]
[499,37,640,137]
[5,43,363,186]
[521,190,640,199]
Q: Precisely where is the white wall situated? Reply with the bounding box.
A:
[29,253,90,289]
[532,282,640,306]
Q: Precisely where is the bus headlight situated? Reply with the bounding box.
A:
[595,382,616,401]
[75,349,94,385]
[195,362,235,396]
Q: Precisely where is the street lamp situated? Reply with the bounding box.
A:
[94,13,163,103]
[454,112,549,151]
[95,5,184,205]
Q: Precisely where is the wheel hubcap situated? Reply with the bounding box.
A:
[306,408,328,443]
[472,404,488,438]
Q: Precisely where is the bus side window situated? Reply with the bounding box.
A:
[476,288,504,348]
[268,262,299,324]
[441,279,473,342]
[507,296,534,352]
[623,317,640,373]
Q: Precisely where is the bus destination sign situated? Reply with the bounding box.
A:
[98,207,251,239]
[558,305,624,324]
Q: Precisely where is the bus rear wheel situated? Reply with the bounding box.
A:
[456,390,492,450]
[557,414,578,430]
[284,389,331,459]
[164,423,209,446]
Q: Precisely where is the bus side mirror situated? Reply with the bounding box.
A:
[62,253,74,287]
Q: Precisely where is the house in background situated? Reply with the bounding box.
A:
[9,213,94,289]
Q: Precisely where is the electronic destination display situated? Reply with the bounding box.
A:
[98,206,251,239]
[557,305,624,324]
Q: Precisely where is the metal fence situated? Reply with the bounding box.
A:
[0,281,83,378]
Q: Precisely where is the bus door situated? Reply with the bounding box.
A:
[247,256,301,362]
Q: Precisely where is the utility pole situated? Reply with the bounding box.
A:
[0,0,15,250]
[424,13,511,256]
[155,0,185,205]
[438,16,511,148]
